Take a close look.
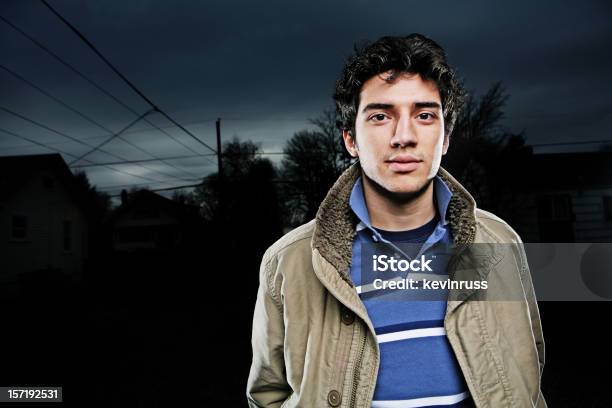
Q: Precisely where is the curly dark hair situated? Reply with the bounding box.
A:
[333,34,466,138]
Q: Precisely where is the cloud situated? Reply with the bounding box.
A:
[1,0,610,190]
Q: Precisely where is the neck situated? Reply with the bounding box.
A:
[362,173,436,231]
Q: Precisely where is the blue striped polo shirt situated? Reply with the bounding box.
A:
[349,176,475,408]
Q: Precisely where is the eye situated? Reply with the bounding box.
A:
[417,112,435,120]
[369,113,389,122]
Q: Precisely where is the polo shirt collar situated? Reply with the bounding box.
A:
[349,174,453,231]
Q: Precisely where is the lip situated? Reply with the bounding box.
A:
[386,154,422,172]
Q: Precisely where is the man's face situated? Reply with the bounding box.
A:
[343,71,449,196]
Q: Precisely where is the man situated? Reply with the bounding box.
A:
[247,34,546,408]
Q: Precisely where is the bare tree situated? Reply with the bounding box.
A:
[193,138,263,222]
[193,137,283,246]
[73,170,112,219]
[280,109,354,226]
[443,82,533,224]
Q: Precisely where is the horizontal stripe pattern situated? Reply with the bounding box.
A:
[375,319,445,335]
[372,391,470,408]
[348,175,471,406]
[375,334,469,400]
[377,327,446,344]
[350,235,471,405]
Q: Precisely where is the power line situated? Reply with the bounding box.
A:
[1,10,310,125]
[131,116,313,137]
[70,151,283,169]
[530,140,612,147]
[0,106,199,185]
[0,13,216,160]
[2,9,288,176]
[0,126,95,163]
[119,116,313,136]
[0,126,202,186]
[67,108,154,165]
[39,0,217,155]
[2,11,327,167]
[0,14,142,118]
[0,63,204,180]
[101,181,205,196]
[68,150,281,167]
[70,153,215,168]
[0,63,115,132]
[95,171,200,190]
[0,13,295,164]
[0,134,110,151]
[0,127,281,196]
[0,106,104,150]
[143,112,217,165]
[103,177,298,197]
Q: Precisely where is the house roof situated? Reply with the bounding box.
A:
[0,153,90,212]
[107,188,204,226]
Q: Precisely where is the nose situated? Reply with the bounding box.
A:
[390,112,417,148]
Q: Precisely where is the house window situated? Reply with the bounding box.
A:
[11,215,28,239]
[536,194,575,242]
[604,196,612,222]
[63,220,72,251]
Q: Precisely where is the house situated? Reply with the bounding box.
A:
[0,153,90,280]
[514,151,612,242]
[107,189,205,252]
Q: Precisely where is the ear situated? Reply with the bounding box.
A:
[342,129,359,157]
[442,133,450,155]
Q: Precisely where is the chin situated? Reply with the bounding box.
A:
[387,182,424,194]
[375,175,419,191]
[376,173,433,197]
[363,167,432,198]
[385,172,424,188]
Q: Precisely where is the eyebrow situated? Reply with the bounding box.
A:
[361,101,442,113]
[414,101,442,110]
[361,103,393,113]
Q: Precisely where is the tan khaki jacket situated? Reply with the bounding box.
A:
[247,163,546,408]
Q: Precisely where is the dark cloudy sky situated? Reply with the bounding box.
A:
[1,0,611,196]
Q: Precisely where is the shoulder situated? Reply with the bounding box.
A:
[262,219,315,262]
[474,209,533,286]
[260,220,315,276]
[474,208,523,244]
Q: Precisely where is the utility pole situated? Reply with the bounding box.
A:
[216,117,224,224]
[216,118,223,179]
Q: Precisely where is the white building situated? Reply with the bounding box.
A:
[515,151,612,242]
[0,154,89,282]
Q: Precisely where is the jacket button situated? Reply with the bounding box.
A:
[327,390,342,407]
[341,307,355,325]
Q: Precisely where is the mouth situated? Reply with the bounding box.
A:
[385,154,423,173]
